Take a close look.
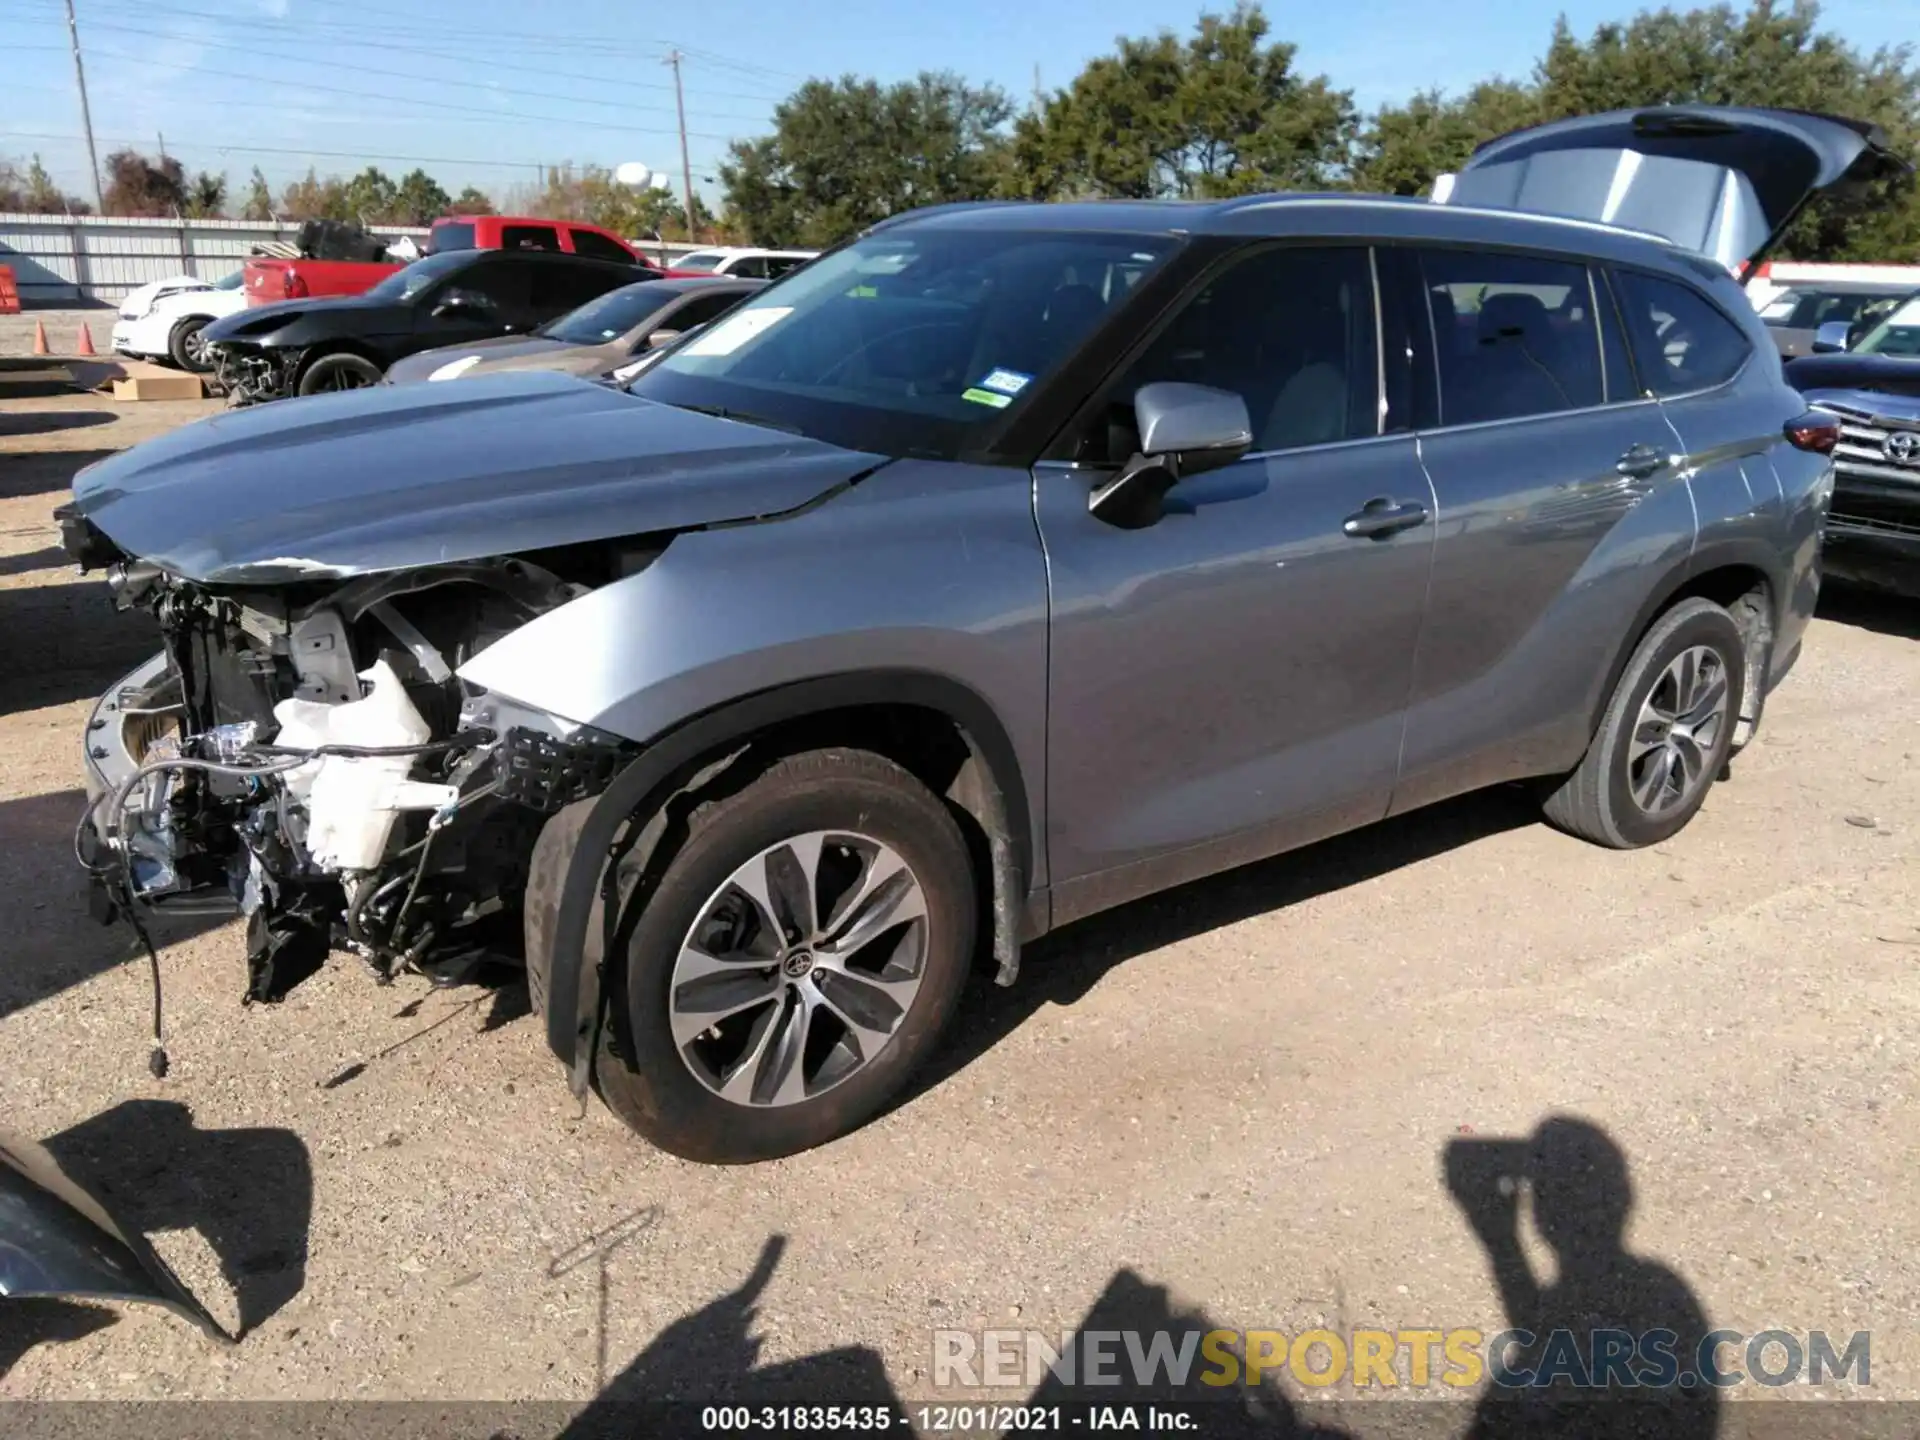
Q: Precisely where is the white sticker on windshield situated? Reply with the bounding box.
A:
[428,355,484,382]
[683,306,794,357]
[976,367,1032,396]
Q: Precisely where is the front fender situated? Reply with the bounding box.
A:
[460,459,1052,1086]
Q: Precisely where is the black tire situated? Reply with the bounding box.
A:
[596,748,978,1164]
[167,316,213,373]
[1544,597,1746,849]
[296,352,383,395]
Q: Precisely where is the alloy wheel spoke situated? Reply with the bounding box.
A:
[1629,712,1670,762]
[812,968,916,1058]
[669,963,782,1049]
[1669,731,1707,790]
[1679,672,1728,730]
[1632,747,1678,811]
[716,1001,787,1105]
[822,845,925,957]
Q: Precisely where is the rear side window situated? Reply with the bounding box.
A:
[569,228,633,262]
[429,221,475,254]
[531,262,627,316]
[1613,270,1753,396]
[1419,249,1604,426]
[501,224,561,252]
[728,255,770,279]
[764,255,810,279]
[670,289,750,331]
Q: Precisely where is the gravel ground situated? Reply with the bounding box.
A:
[0,386,1916,1429]
[0,310,118,359]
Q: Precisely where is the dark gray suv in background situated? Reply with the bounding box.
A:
[62,107,1890,1162]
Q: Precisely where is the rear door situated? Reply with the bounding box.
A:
[529,260,631,327]
[1440,107,1906,276]
[1388,244,1697,814]
[1035,243,1436,922]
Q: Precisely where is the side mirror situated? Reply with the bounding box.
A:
[1088,382,1253,529]
[1812,320,1852,354]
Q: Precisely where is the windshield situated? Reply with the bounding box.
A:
[539,283,677,343]
[1849,293,1920,357]
[674,251,725,273]
[213,271,244,291]
[629,227,1176,459]
[365,251,472,302]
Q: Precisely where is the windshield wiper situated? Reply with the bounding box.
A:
[669,402,805,436]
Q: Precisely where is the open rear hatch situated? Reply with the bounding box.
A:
[1437,106,1909,278]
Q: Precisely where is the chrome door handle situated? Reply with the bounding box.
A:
[1617,443,1666,479]
[1342,498,1430,539]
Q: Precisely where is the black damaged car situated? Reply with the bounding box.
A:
[201,247,657,404]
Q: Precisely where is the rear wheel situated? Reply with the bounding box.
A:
[1544,597,1745,849]
[168,316,214,373]
[596,748,977,1163]
[296,352,383,395]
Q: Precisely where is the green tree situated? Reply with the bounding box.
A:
[341,166,398,223]
[1351,82,1540,196]
[719,71,1014,245]
[391,168,452,225]
[449,184,496,215]
[281,168,350,221]
[241,166,275,221]
[184,170,227,218]
[1008,4,1355,200]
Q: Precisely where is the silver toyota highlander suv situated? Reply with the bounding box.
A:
[58,107,1892,1162]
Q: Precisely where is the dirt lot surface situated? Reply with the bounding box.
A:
[0,383,1916,1429]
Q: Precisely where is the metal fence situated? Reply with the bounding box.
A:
[0,213,706,305]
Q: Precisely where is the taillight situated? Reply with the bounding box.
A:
[285,272,309,299]
[1785,412,1840,454]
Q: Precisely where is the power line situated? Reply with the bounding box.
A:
[15,1,799,106]
[72,39,746,141]
[71,19,776,125]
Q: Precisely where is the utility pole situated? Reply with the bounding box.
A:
[1032,63,1043,113]
[63,0,105,212]
[665,49,697,241]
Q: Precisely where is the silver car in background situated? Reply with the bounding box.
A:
[58,106,1886,1163]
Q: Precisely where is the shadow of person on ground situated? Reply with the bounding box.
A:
[905,784,1540,1107]
[0,1298,117,1383]
[0,789,229,1022]
[558,1235,906,1438]
[40,1099,312,1337]
[1446,1116,1717,1440]
[1021,1268,1356,1438]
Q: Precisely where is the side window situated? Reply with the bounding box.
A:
[763,255,808,279]
[569,228,634,263]
[1595,272,1640,403]
[531,263,624,316]
[729,255,770,279]
[1078,245,1378,461]
[1420,249,1604,426]
[501,224,561,252]
[443,260,531,315]
[669,290,748,331]
[1612,269,1754,397]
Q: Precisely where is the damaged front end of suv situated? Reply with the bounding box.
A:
[56,368,891,1037]
[65,535,628,1003]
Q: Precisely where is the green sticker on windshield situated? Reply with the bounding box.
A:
[962,387,1012,409]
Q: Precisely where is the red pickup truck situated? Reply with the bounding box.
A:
[245,216,650,306]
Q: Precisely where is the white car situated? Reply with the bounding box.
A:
[664,246,817,279]
[111,271,247,372]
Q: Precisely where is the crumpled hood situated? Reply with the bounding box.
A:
[70,369,886,583]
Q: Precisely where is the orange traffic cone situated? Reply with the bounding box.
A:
[76,323,96,356]
[32,320,48,356]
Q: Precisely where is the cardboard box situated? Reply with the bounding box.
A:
[112,363,205,401]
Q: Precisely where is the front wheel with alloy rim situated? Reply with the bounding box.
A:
[1544,596,1746,849]
[595,748,978,1163]
[296,352,384,395]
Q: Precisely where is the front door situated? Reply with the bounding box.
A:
[1035,243,1436,924]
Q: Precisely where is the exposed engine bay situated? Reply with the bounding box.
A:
[66,534,634,1013]
[208,344,304,407]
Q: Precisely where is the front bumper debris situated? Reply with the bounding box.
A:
[0,1126,231,1342]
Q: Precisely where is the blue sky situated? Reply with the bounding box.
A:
[1,0,1912,207]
